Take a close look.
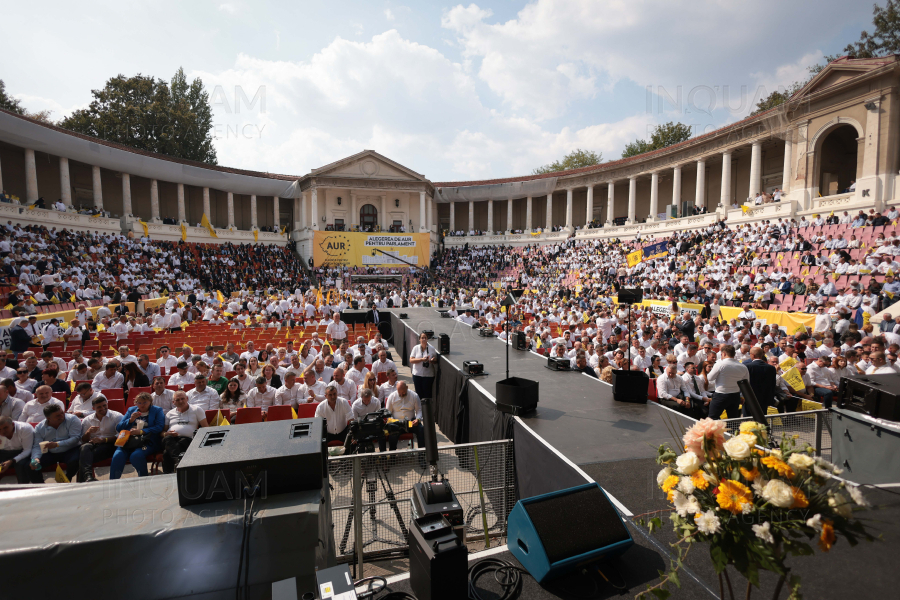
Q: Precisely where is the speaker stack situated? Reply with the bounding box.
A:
[508,483,634,582]
[438,333,450,355]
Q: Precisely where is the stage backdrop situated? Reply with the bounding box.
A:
[313,232,430,268]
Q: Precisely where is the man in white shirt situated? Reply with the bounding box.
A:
[345,356,370,389]
[314,383,352,450]
[300,370,326,403]
[19,385,65,423]
[384,381,424,450]
[245,376,277,413]
[0,415,34,482]
[161,391,209,473]
[455,308,477,326]
[168,362,195,388]
[325,312,349,343]
[186,374,219,411]
[240,341,260,362]
[77,396,124,482]
[379,369,399,400]
[91,361,124,392]
[682,363,711,415]
[274,372,304,410]
[156,346,179,374]
[807,356,838,407]
[865,352,899,376]
[331,367,357,403]
[656,365,700,416]
[705,345,749,419]
[150,376,175,412]
[371,350,396,378]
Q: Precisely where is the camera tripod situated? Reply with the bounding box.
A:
[338,446,409,557]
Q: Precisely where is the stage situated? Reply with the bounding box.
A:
[387,307,900,599]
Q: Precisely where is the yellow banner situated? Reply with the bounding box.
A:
[313,231,430,268]
[626,250,643,268]
[782,367,806,392]
[201,214,218,238]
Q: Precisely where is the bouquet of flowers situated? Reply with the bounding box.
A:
[640,418,875,600]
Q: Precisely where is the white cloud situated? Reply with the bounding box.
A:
[12,93,85,119]
[218,3,238,14]
[752,51,823,96]
[384,8,395,21]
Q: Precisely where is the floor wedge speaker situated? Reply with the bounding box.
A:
[612,369,649,403]
[508,483,633,582]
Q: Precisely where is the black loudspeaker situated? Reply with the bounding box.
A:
[350,300,359,309]
[438,333,450,355]
[617,288,643,304]
[176,418,325,507]
[547,356,571,371]
[422,329,435,339]
[478,327,495,337]
[463,360,483,375]
[510,331,528,351]
[399,313,408,319]
[611,369,649,403]
[409,515,468,600]
[439,310,451,318]
[838,374,900,421]
[496,377,539,414]
[508,483,634,582]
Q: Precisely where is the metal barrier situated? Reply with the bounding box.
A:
[722,410,833,460]
[328,440,515,571]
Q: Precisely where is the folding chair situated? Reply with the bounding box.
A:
[235,407,263,424]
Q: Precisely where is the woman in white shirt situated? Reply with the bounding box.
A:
[409,333,438,398]
[247,356,262,378]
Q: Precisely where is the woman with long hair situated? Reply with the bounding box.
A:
[219,378,246,420]
[646,355,664,378]
[122,361,150,394]
[359,370,381,401]
[247,356,261,378]
[261,363,282,389]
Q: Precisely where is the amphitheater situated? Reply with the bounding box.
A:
[0,55,893,257]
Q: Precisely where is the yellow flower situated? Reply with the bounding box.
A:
[661,475,679,493]
[691,471,710,491]
[819,520,835,552]
[717,479,754,515]
[791,487,809,509]
[761,455,795,479]
[740,466,760,481]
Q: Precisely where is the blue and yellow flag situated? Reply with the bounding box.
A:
[642,241,668,260]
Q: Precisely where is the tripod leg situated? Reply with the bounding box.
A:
[339,495,354,556]
[377,464,408,539]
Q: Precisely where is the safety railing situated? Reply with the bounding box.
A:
[722,409,833,460]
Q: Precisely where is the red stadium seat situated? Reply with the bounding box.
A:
[235,407,263,424]
[376,372,388,385]
[206,409,230,423]
[266,405,294,421]
[296,403,318,418]
[126,386,152,408]
[101,388,124,400]
[107,399,126,414]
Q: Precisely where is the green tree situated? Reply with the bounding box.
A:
[844,0,900,58]
[621,122,693,158]
[0,79,25,114]
[532,149,602,175]
[60,67,217,164]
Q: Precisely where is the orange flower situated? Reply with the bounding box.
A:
[819,520,836,552]
[791,487,809,509]
[662,475,679,493]
[761,455,795,479]
[691,471,710,491]
[740,466,760,481]
[716,479,754,515]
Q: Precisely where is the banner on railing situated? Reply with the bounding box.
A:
[313,231,430,268]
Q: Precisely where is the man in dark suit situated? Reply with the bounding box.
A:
[743,347,776,416]
[676,313,695,342]
[366,305,382,326]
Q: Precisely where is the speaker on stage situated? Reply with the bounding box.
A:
[617,288,643,304]
[438,333,450,355]
[350,300,359,309]
[510,331,528,351]
[496,377,539,414]
[508,483,633,583]
[611,370,649,403]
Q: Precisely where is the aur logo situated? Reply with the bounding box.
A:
[319,234,350,257]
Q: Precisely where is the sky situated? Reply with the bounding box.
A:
[2,0,874,182]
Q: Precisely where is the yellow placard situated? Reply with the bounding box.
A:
[780,356,797,370]
[313,232,431,268]
[782,367,806,392]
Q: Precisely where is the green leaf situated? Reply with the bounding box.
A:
[710,544,728,573]
[649,517,663,533]
[650,588,671,600]
[669,569,681,588]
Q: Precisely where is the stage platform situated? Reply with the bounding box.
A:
[387,308,900,599]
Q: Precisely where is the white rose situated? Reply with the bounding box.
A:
[675,452,701,475]
[657,467,672,486]
[787,453,815,470]
[761,480,794,508]
[738,433,758,446]
[723,437,752,460]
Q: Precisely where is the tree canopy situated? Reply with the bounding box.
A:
[59,67,217,164]
[0,79,53,123]
[532,149,602,175]
[621,122,693,159]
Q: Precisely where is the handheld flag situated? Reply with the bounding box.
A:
[55,464,70,483]
[200,214,218,238]
[626,250,643,268]
[254,229,259,243]
[138,220,149,237]
[217,290,225,305]
[180,222,187,242]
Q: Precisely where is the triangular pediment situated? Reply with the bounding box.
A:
[794,55,897,99]
[310,150,426,182]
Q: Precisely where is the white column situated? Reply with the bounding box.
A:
[227,192,235,229]
[24,149,38,202]
[299,192,307,229]
[250,194,258,229]
[427,196,434,232]
[92,165,103,210]
[273,195,280,230]
[782,136,792,192]
[449,201,455,232]
[202,187,211,221]
[860,96,884,205]
[419,191,426,232]
[585,186,593,227]
[121,173,131,215]
[749,141,762,198]
[293,196,301,231]
[546,193,553,230]
[649,172,659,221]
[720,152,732,208]
[606,183,615,224]
[695,160,706,209]
[672,166,682,214]
[350,193,357,228]
[487,199,494,233]
[380,195,387,230]
[565,188,573,229]
[526,196,533,231]
[506,197,513,232]
[627,177,636,223]
[469,201,474,232]
[0,153,4,193]
[310,188,319,230]
[150,179,160,221]
[59,158,72,207]
[176,183,186,223]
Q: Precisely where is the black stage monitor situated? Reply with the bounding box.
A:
[617,288,643,304]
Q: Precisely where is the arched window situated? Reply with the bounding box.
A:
[360,204,378,231]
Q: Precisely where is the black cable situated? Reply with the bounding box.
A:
[353,575,387,599]
[467,557,526,600]
[235,496,247,600]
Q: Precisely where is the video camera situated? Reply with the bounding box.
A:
[347,409,410,454]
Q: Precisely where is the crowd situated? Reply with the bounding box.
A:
[2,204,900,482]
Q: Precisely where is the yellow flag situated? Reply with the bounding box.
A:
[887,290,895,299]
[108,345,117,353]
[535,336,542,349]
[322,340,332,355]
[69,294,77,302]
[777,253,784,261]
[801,267,809,276]
[831,272,840,280]
[792,323,808,335]
[180,223,187,242]
[96,323,106,332]
[741,205,750,214]
[69,380,76,392]
[27,203,38,211]
[291,407,298,419]
[55,464,70,483]
[180,321,188,331]
[782,367,806,392]
[200,214,218,238]
[254,229,259,243]
[626,250,643,268]
[281,224,287,235]
[138,220,149,237]
[793,252,800,260]
[780,356,797,370]
[2,303,12,310]
[217,290,225,304]
[50,297,60,304]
